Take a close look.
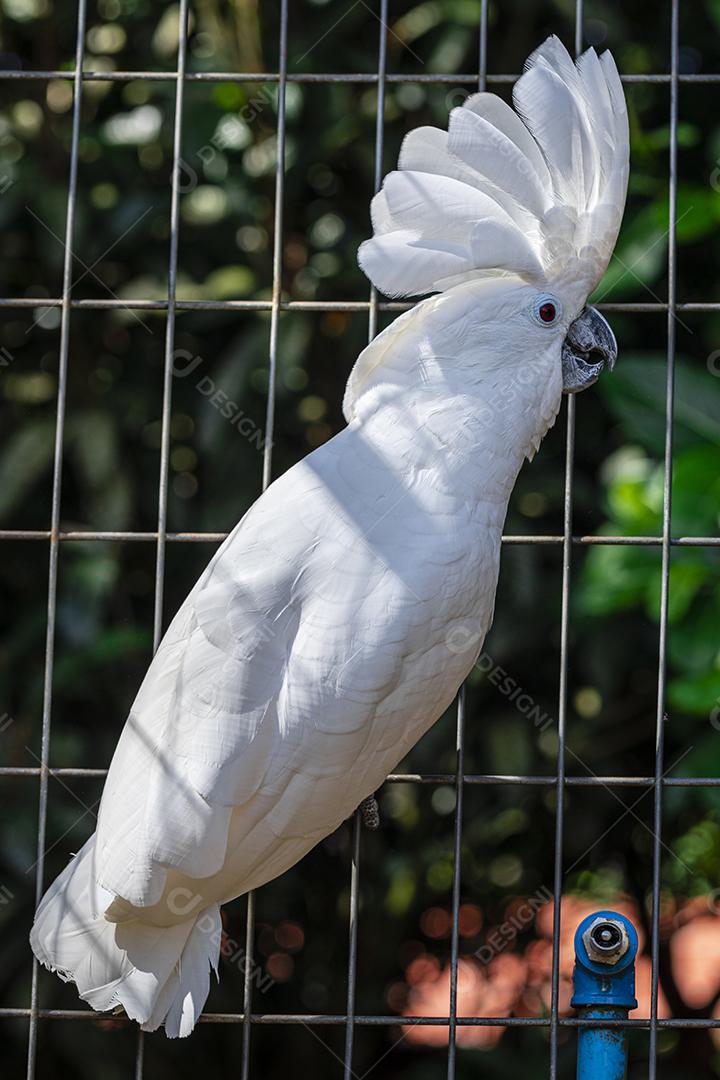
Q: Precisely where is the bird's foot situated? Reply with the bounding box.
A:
[358,794,380,830]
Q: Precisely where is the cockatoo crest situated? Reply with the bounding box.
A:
[359,36,629,309]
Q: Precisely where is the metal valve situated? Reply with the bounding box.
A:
[572,910,639,1079]
[582,917,630,966]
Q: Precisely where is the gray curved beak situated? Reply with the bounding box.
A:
[562,306,617,394]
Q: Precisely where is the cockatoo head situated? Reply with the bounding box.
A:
[357,35,628,398]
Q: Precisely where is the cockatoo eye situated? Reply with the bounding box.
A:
[531,295,561,326]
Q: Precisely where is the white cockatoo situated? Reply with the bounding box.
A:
[31,36,628,1036]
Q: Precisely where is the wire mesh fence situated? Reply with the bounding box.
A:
[1,0,719,1078]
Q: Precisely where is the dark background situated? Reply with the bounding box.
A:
[1,0,720,1076]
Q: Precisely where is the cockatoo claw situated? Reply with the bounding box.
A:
[359,794,380,830]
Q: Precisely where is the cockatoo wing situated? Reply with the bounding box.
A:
[93,420,491,910]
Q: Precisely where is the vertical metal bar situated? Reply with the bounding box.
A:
[446,15,487,1077]
[152,0,191,652]
[241,4,288,1075]
[549,9,584,1078]
[366,0,388,345]
[344,6,388,1076]
[446,690,465,1079]
[24,0,88,1076]
[648,3,678,1076]
[240,890,256,1079]
[574,0,585,56]
[137,2,191,1074]
[343,814,362,1079]
[261,0,289,492]
[549,400,574,1080]
[478,0,488,88]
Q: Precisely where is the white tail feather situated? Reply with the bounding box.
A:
[30,837,220,1038]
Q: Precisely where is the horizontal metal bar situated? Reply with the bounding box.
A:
[2,298,714,314]
[2,69,720,84]
[0,530,717,548]
[0,1006,719,1028]
[387,774,720,788]
[0,768,110,777]
[0,530,229,542]
[2,768,718,787]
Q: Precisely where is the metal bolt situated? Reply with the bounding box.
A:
[582,917,630,965]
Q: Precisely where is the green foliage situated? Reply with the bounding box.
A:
[578,357,720,722]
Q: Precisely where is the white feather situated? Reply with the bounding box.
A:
[460,91,553,190]
[358,230,475,298]
[381,170,516,237]
[361,171,544,291]
[447,107,551,218]
[361,34,628,299]
[398,125,538,229]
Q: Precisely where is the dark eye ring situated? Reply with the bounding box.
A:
[532,295,561,326]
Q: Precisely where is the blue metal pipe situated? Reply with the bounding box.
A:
[571,910,639,1080]
[575,1006,630,1080]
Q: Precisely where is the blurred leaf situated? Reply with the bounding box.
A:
[67,411,132,530]
[661,559,709,623]
[591,204,667,302]
[599,355,720,455]
[0,419,55,521]
[669,669,720,715]
[204,265,255,298]
[592,186,720,305]
[577,544,658,616]
[660,185,720,244]
[53,626,151,688]
[669,593,720,673]
[385,865,417,917]
[645,123,701,150]
[670,444,720,534]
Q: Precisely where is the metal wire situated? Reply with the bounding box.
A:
[648,4,680,1076]
[2,68,720,84]
[240,6,288,1076]
[4,1006,720,1030]
[0,530,718,546]
[152,0,191,653]
[342,6,390,1077]
[23,0,88,1075]
[5,1,714,1077]
[446,13,487,1075]
[0,297,717,312]
[127,4,192,1075]
[3,768,720,787]
[547,11,584,1072]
